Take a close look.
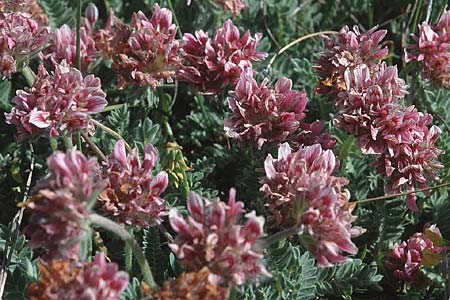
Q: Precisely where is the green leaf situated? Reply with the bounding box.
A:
[37,0,74,28]
[0,78,11,112]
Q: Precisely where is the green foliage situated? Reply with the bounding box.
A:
[142,227,168,285]
[316,259,382,299]
[37,0,74,27]
[238,241,317,300]
[0,225,38,300]
[119,277,144,300]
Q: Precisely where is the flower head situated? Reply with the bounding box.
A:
[0,11,49,76]
[5,62,107,141]
[96,4,180,89]
[405,10,450,87]
[315,25,388,96]
[225,69,308,149]
[385,226,444,287]
[23,149,103,260]
[27,253,129,300]
[169,189,270,286]
[260,143,363,266]
[142,267,229,300]
[40,22,96,70]
[98,140,168,227]
[315,25,442,211]
[178,19,267,94]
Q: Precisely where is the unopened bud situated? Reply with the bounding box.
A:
[85,3,98,25]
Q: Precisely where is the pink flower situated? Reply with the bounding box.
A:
[27,253,129,300]
[40,22,96,70]
[315,25,443,211]
[371,107,443,211]
[260,143,364,267]
[23,149,104,260]
[225,69,308,149]
[314,25,388,96]
[0,11,49,76]
[5,62,107,141]
[385,227,444,287]
[98,140,168,227]
[96,4,181,89]
[169,189,270,286]
[178,19,267,94]
[405,10,450,87]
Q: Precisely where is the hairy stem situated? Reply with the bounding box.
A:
[81,131,106,161]
[0,144,35,298]
[257,227,300,249]
[90,117,132,152]
[88,214,156,288]
[21,66,36,87]
[353,182,450,205]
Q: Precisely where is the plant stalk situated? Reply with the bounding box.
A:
[88,214,156,288]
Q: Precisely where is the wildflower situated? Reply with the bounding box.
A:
[169,189,270,286]
[385,226,444,287]
[0,11,49,76]
[142,267,229,300]
[225,69,308,149]
[315,25,443,211]
[178,19,267,94]
[98,140,168,227]
[314,25,388,96]
[260,143,364,266]
[40,23,96,70]
[96,4,180,89]
[27,253,129,300]
[405,10,450,87]
[5,62,107,141]
[23,149,104,260]
[371,108,443,211]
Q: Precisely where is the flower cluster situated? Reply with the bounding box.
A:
[0,9,49,76]
[315,25,442,211]
[405,10,450,87]
[260,143,364,266]
[225,69,308,149]
[169,189,270,286]
[96,4,180,89]
[178,19,266,94]
[225,68,335,149]
[98,140,168,227]
[40,4,98,70]
[142,267,229,300]
[5,63,107,141]
[385,225,445,287]
[23,149,103,260]
[27,253,129,300]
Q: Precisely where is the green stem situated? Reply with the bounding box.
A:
[76,0,82,71]
[88,214,156,288]
[63,135,73,150]
[125,228,133,274]
[411,0,423,33]
[257,227,300,249]
[166,0,183,39]
[21,66,36,87]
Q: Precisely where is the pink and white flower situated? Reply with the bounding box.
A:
[260,143,364,267]
[98,140,168,227]
[178,19,267,94]
[5,62,107,141]
[169,189,270,286]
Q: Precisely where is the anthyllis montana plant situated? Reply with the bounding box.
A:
[1,0,450,299]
